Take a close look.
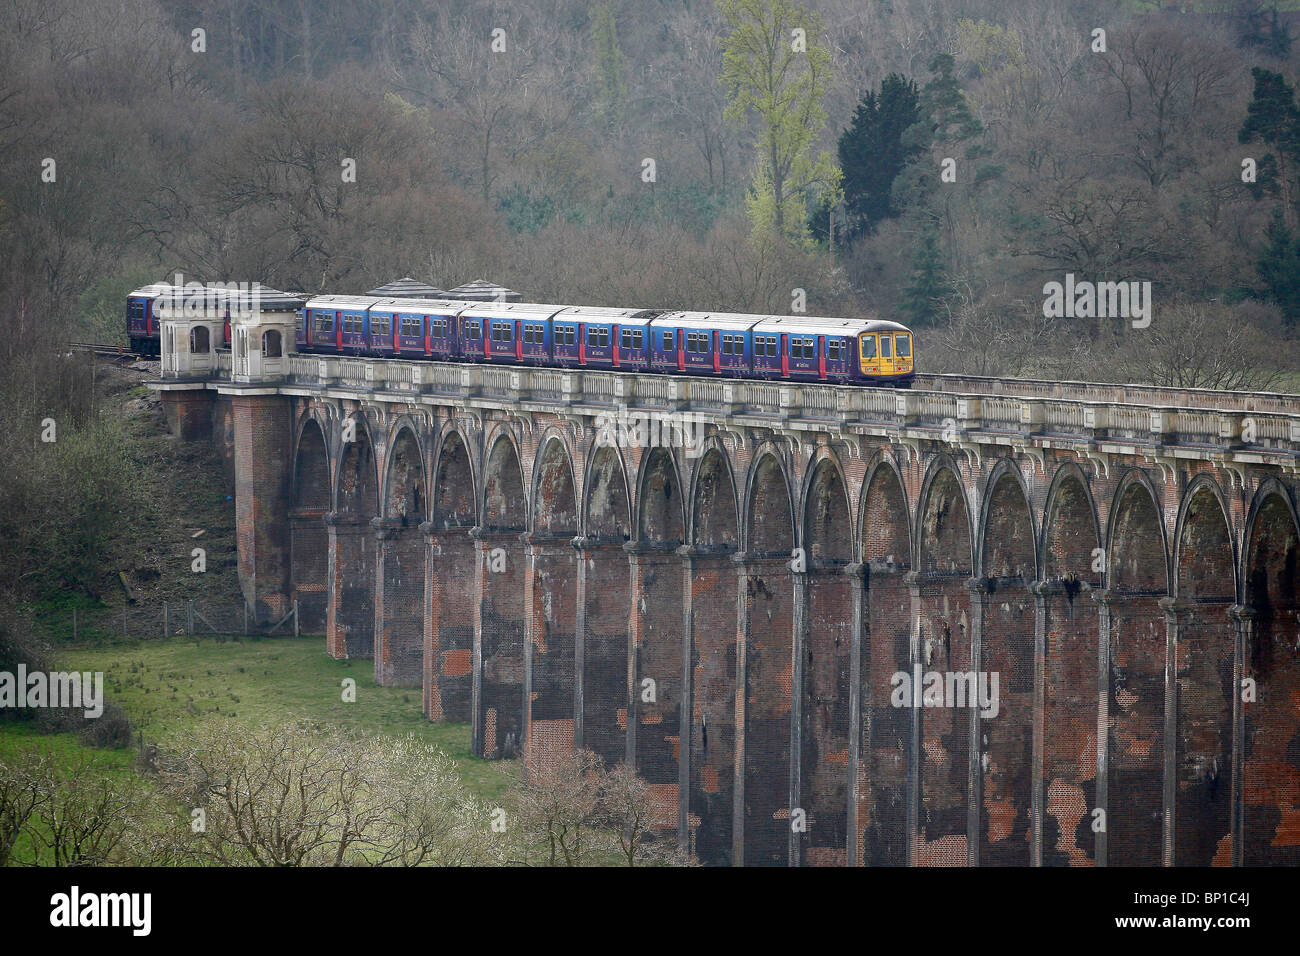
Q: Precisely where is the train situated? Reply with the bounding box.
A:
[127,284,915,386]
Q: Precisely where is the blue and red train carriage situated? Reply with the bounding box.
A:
[128,285,915,386]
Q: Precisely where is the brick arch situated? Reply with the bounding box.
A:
[1040,463,1102,586]
[383,423,426,525]
[481,431,527,532]
[1240,479,1300,865]
[972,459,1037,865]
[636,446,685,547]
[335,414,379,518]
[1101,468,1168,867]
[583,443,631,541]
[802,453,852,566]
[1175,477,1236,603]
[738,444,796,865]
[857,451,912,865]
[685,441,740,865]
[1170,475,1236,866]
[977,460,1037,581]
[859,454,911,569]
[744,448,795,555]
[798,450,853,865]
[915,456,973,575]
[289,415,330,631]
[689,445,739,551]
[1039,459,1103,866]
[330,412,379,661]
[1105,470,1169,592]
[432,427,476,528]
[292,414,330,510]
[531,434,579,535]
[1242,478,1300,616]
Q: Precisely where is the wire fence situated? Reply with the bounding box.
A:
[33,599,302,644]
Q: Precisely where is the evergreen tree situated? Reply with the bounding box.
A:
[1258,211,1300,326]
[1239,66,1300,228]
[835,74,922,240]
[892,53,990,215]
[900,218,949,327]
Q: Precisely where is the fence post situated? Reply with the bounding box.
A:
[294,600,299,637]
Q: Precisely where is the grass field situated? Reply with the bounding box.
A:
[2,634,518,806]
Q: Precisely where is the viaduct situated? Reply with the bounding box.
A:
[151,333,1300,868]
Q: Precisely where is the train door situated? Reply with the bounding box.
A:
[578,323,587,365]
[612,324,620,367]
[303,311,311,348]
[817,336,826,379]
[335,311,342,349]
[780,334,789,377]
[515,320,523,362]
[878,332,895,375]
[676,331,685,371]
[712,331,720,373]
[424,317,432,356]
[393,315,400,356]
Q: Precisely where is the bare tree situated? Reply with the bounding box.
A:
[158,718,507,866]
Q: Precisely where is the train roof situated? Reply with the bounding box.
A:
[554,306,660,323]
[650,311,766,331]
[455,302,568,321]
[303,294,389,311]
[368,298,468,315]
[750,315,909,336]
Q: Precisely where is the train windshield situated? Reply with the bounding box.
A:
[860,335,876,359]
[896,334,911,357]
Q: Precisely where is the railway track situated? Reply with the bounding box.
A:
[70,341,135,357]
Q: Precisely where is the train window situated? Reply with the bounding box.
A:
[827,340,842,361]
[314,313,333,333]
[896,335,911,357]
[554,325,573,346]
[587,327,609,347]
[490,324,501,342]
[663,330,675,350]
[880,336,892,358]
[373,315,390,336]
[467,320,481,339]
[687,331,710,353]
[721,334,732,355]
[619,328,643,350]
[431,319,446,337]
[860,336,876,359]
